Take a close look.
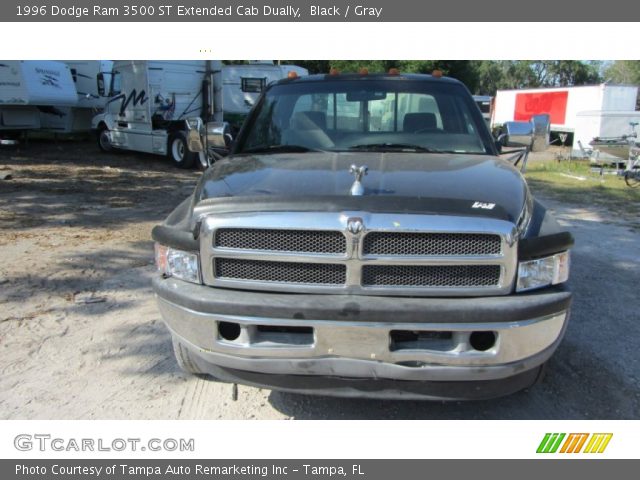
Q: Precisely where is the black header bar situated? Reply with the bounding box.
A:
[3,0,639,21]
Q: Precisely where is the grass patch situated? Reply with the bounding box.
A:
[525,160,640,222]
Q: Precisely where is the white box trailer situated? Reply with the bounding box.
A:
[91,60,223,168]
[0,60,77,134]
[39,60,114,133]
[491,84,638,140]
[222,62,308,133]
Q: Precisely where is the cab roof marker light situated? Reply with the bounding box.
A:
[388,68,400,75]
[287,71,298,79]
[329,68,340,76]
[432,69,443,78]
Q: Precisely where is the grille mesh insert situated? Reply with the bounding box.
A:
[363,232,501,256]
[215,258,346,285]
[215,228,346,254]
[362,264,501,288]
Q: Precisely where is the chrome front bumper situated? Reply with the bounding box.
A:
[154,277,571,385]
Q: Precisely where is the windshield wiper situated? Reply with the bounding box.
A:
[347,143,439,152]
[241,144,323,154]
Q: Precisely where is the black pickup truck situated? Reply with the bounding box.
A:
[152,72,573,400]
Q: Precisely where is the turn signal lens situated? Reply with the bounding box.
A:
[516,251,570,292]
[154,243,168,273]
[154,243,201,284]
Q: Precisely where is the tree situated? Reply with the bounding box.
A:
[605,61,640,84]
[472,60,602,94]
[605,61,640,108]
[278,60,331,74]
[277,60,604,96]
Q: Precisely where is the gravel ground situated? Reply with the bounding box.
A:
[0,139,638,419]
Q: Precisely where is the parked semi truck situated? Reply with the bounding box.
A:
[91,60,223,168]
[152,71,574,400]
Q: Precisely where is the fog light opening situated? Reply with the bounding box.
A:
[469,331,497,351]
[218,321,241,341]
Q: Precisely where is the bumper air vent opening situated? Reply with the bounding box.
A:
[390,330,455,352]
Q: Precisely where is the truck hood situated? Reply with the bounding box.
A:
[197,152,529,224]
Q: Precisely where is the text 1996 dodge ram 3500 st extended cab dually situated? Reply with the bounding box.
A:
[152,71,573,400]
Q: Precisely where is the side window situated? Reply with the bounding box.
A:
[111,72,122,96]
[241,77,266,93]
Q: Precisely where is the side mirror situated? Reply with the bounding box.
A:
[530,114,550,152]
[97,73,105,97]
[206,121,232,149]
[502,121,534,149]
[499,114,551,152]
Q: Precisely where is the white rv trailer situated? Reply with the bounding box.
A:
[222,62,308,133]
[0,60,77,136]
[39,61,114,133]
[91,60,223,168]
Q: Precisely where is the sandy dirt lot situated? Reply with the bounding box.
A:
[1,139,638,419]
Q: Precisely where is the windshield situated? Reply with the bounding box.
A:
[236,79,492,155]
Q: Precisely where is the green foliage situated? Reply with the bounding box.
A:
[274,60,604,96]
[475,61,602,94]
[605,61,640,108]
[605,61,640,84]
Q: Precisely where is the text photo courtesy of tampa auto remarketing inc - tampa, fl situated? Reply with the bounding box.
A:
[0,59,639,424]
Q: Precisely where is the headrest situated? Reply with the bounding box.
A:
[403,112,437,132]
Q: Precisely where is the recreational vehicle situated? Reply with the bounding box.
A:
[39,61,114,133]
[0,60,77,138]
[222,62,308,133]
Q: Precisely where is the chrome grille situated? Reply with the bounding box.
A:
[362,265,501,288]
[215,258,347,285]
[215,228,346,254]
[363,232,501,256]
[200,212,517,297]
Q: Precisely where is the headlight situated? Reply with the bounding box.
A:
[516,251,570,292]
[154,243,201,284]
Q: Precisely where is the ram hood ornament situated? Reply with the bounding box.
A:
[349,164,369,196]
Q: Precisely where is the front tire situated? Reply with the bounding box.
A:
[169,132,196,169]
[97,126,112,152]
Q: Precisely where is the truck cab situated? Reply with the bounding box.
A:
[91,61,223,168]
[152,72,573,400]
